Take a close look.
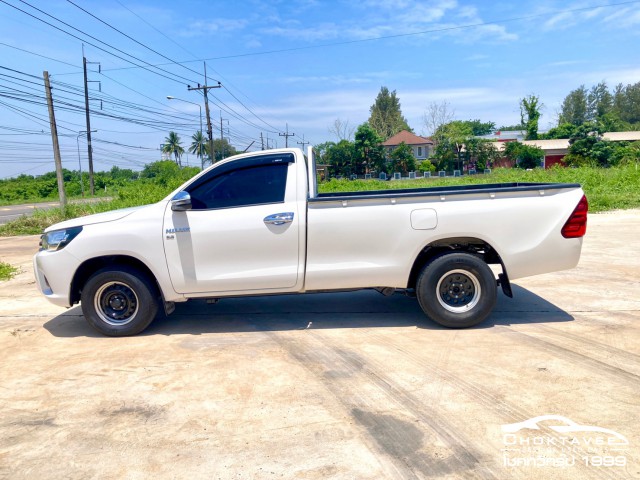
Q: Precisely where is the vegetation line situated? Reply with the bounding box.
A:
[0,162,638,237]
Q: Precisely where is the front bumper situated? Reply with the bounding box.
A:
[33,249,81,308]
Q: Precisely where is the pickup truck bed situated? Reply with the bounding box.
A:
[314,182,582,200]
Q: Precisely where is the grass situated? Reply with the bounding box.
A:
[0,181,172,236]
[319,164,640,213]
[1,164,638,237]
[0,192,112,208]
[0,261,18,281]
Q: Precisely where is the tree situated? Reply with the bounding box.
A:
[312,141,335,164]
[328,118,355,141]
[368,87,412,140]
[324,140,357,177]
[417,160,436,174]
[504,142,544,169]
[389,142,416,174]
[433,121,473,171]
[109,165,137,181]
[463,119,496,136]
[207,138,238,163]
[162,131,184,166]
[610,141,640,165]
[423,100,455,139]
[559,86,588,126]
[463,138,501,171]
[520,95,542,140]
[141,160,182,186]
[563,122,617,167]
[613,81,640,125]
[587,81,613,121]
[354,123,386,174]
[189,130,208,169]
[498,123,525,131]
[541,122,578,139]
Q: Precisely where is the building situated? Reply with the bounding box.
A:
[493,131,640,168]
[478,130,526,142]
[382,131,434,160]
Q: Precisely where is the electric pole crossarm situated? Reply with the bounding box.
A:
[187,63,222,165]
[297,134,309,150]
[279,123,295,148]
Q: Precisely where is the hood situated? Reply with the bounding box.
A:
[44,204,150,232]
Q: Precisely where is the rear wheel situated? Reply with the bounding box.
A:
[416,252,497,328]
[81,268,159,336]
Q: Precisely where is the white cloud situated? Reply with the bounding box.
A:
[466,54,489,61]
[541,3,640,32]
[260,23,342,42]
[283,75,374,86]
[543,11,573,30]
[256,0,516,46]
[603,6,640,28]
[545,60,584,67]
[179,18,249,37]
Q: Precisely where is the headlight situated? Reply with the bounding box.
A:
[40,226,83,252]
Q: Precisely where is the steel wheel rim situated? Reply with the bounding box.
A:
[94,281,139,326]
[436,269,481,313]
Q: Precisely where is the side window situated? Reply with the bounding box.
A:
[188,163,288,210]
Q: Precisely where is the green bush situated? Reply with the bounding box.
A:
[0,261,18,281]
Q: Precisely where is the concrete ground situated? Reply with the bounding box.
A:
[1,211,639,480]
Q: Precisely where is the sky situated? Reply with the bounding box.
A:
[1,0,639,179]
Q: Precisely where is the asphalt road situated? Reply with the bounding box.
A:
[0,201,59,225]
[1,211,639,479]
[0,198,112,225]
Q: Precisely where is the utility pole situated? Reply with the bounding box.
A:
[297,134,309,150]
[43,71,66,207]
[82,49,100,195]
[188,63,221,164]
[219,113,229,160]
[260,132,264,150]
[279,123,295,148]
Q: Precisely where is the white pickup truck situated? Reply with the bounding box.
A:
[34,147,588,336]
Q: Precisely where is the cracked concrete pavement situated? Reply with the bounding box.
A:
[1,210,639,479]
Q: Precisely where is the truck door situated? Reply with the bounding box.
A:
[163,153,300,294]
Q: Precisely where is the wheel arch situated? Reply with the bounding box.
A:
[70,255,162,305]
[407,237,508,291]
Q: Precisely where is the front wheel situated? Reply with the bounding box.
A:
[80,268,159,336]
[416,253,497,328]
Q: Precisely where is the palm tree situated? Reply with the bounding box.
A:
[162,131,184,166]
[189,130,208,169]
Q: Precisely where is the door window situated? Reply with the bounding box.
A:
[188,163,289,210]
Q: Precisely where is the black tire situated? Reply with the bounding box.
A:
[80,267,159,336]
[416,252,497,328]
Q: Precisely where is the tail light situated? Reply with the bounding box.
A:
[561,195,588,238]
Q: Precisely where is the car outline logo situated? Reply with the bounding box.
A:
[502,415,628,446]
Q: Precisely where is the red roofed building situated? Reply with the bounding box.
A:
[382,130,434,160]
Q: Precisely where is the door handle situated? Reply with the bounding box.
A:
[264,212,294,225]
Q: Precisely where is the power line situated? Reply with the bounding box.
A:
[66,0,208,80]
[2,0,198,86]
[0,41,81,69]
[115,0,199,61]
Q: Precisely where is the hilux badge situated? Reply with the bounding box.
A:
[165,227,190,234]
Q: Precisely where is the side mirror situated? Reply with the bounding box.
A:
[171,191,192,211]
